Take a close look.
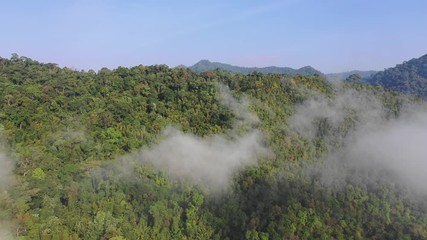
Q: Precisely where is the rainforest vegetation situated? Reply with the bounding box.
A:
[0,55,426,240]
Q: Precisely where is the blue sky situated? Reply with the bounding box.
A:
[0,0,426,73]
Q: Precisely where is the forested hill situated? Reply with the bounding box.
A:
[364,54,427,98]
[0,55,427,239]
[188,59,322,75]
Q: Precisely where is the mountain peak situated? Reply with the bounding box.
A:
[197,59,212,64]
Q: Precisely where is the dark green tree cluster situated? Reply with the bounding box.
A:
[0,55,426,239]
[363,54,427,99]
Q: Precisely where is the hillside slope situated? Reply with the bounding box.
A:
[365,54,427,98]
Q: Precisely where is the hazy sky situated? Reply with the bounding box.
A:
[1,0,426,73]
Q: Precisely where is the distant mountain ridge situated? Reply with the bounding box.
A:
[326,70,377,81]
[362,54,427,98]
[188,60,323,75]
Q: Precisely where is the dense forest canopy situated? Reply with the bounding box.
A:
[0,55,426,240]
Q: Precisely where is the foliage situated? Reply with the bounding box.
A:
[0,55,426,239]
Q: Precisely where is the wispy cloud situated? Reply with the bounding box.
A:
[140,84,270,191]
[0,147,15,240]
[289,85,427,195]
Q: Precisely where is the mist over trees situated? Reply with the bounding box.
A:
[0,55,427,239]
